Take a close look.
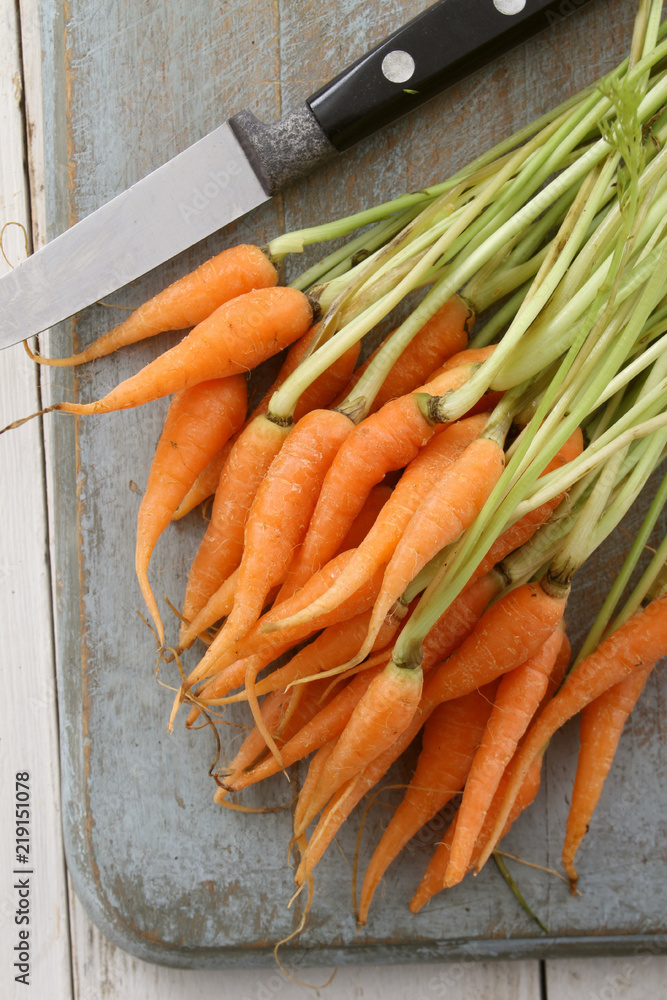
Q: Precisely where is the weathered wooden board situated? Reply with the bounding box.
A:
[29,0,667,970]
[0,2,73,998]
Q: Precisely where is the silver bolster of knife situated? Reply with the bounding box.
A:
[229,103,338,196]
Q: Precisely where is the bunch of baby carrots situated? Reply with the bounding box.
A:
[12,0,667,925]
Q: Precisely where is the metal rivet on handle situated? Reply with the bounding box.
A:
[381,50,416,84]
[493,0,527,13]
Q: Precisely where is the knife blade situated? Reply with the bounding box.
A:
[0,0,593,349]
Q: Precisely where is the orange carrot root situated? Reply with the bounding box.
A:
[28,244,278,365]
[135,375,247,646]
[56,286,313,414]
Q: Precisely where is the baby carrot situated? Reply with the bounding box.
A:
[334,484,394,552]
[409,750,545,913]
[367,297,472,412]
[178,338,359,639]
[172,327,319,521]
[294,660,423,836]
[184,640,296,727]
[562,661,653,892]
[273,483,393,606]
[272,360,487,601]
[359,426,506,662]
[444,625,563,888]
[329,297,472,414]
[184,550,388,690]
[467,427,584,580]
[294,678,498,888]
[179,414,290,647]
[292,341,361,420]
[135,375,247,646]
[219,687,294,778]
[293,742,336,838]
[205,409,355,658]
[180,484,392,651]
[55,287,313,414]
[318,576,565,833]
[223,665,386,793]
[216,677,336,806]
[417,579,568,706]
[216,610,398,707]
[420,569,505,669]
[477,595,667,872]
[250,603,406,770]
[27,244,277,365]
[231,570,503,798]
[174,439,235,522]
[293,734,414,887]
[273,413,489,629]
[358,684,497,924]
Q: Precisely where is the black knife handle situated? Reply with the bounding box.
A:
[308,0,594,151]
[230,0,594,195]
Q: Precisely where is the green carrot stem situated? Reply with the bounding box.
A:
[276,64,667,422]
[629,0,663,77]
[612,533,667,623]
[493,853,549,934]
[345,146,611,417]
[547,447,631,588]
[393,356,667,668]
[441,154,621,415]
[516,374,667,514]
[455,86,614,263]
[311,185,469,322]
[596,326,667,412]
[576,468,667,667]
[269,191,440,259]
[500,500,587,587]
[491,183,667,389]
[466,246,550,315]
[643,542,667,603]
[518,410,667,521]
[394,42,667,663]
[270,128,553,420]
[268,77,602,261]
[504,236,667,507]
[435,67,667,421]
[289,206,424,291]
[462,184,579,314]
[586,387,628,445]
[592,429,667,553]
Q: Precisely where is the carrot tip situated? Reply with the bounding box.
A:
[23,339,74,366]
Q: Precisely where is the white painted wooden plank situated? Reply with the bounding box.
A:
[0,1,72,998]
[68,879,540,1000]
[546,954,667,1000]
[17,0,47,254]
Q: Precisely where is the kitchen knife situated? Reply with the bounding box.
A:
[0,0,593,349]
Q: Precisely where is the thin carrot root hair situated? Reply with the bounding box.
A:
[0,403,59,436]
[214,798,295,814]
[272,849,337,992]
[494,850,582,894]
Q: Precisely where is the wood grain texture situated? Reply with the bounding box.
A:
[6,0,666,984]
[0,2,73,999]
[547,953,667,1000]
[67,884,542,1000]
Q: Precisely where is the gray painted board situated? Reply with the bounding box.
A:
[34,0,667,970]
